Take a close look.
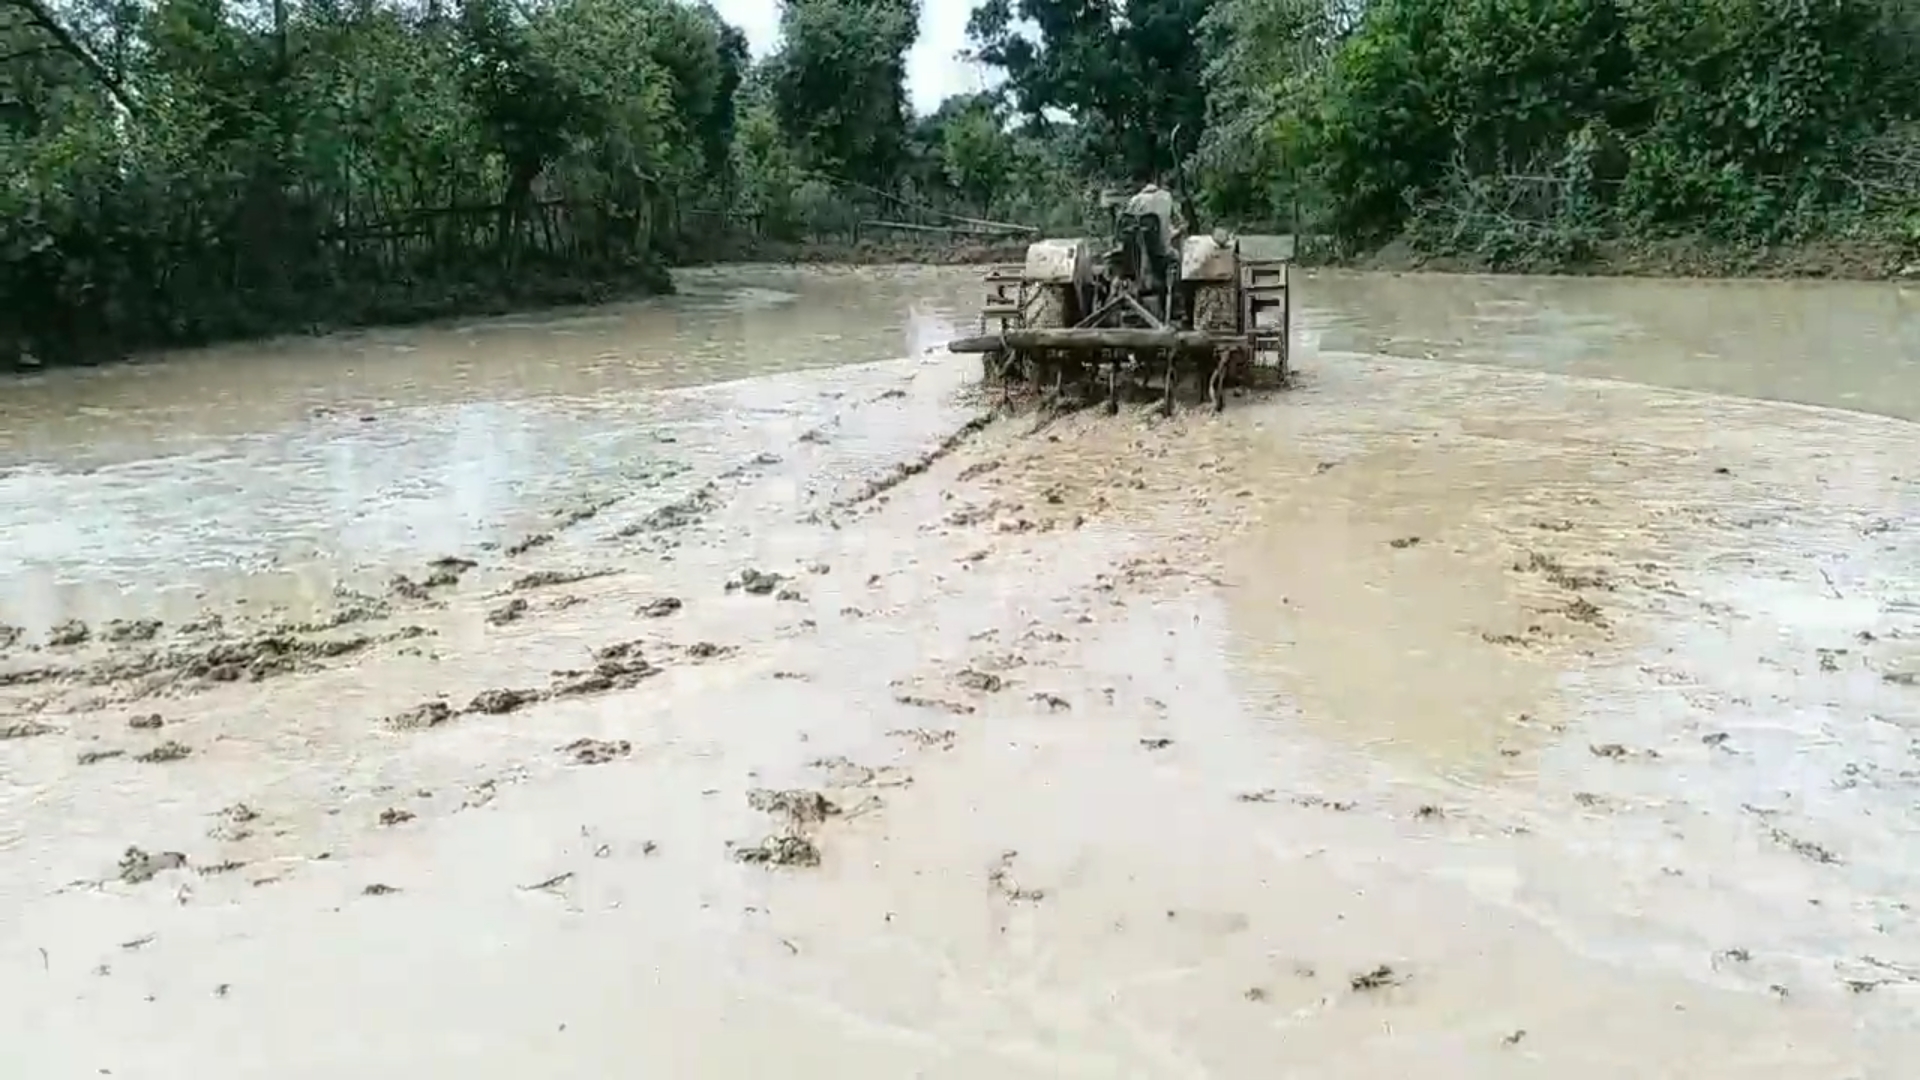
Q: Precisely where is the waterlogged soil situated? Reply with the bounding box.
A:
[4,264,1920,1077]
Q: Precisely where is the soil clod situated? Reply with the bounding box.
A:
[513,568,613,591]
[953,668,1004,693]
[1349,964,1404,991]
[748,788,840,825]
[989,850,1046,903]
[135,740,192,764]
[727,568,786,596]
[639,597,684,618]
[486,598,530,626]
[47,619,90,647]
[733,834,820,867]
[118,847,188,884]
[386,700,455,730]
[468,687,542,715]
[104,619,164,643]
[562,738,632,765]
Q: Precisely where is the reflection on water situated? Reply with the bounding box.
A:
[0,266,977,629]
[1306,270,1920,420]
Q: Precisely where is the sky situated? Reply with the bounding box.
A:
[710,0,999,115]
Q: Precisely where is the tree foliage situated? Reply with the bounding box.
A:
[7,0,1920,367]
[967,0,1213,184]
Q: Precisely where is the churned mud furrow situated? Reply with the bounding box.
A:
[6,267,1920,1077]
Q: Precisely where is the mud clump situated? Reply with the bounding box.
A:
[467,688,542,715]
[378,807,416,826]
[617,484,719,536]
[128,713,164,730]
[0,664,62,689]
[719,450,784,479]
[1521,550,1613,592]
[423,557,478,588]
[485,597,533,627]
[78,748,125,765]
[389,575,433,601]
[736,787,840,869]
[512,568,613,591]
[726,568,786,596]
[1562,597,1608,626]
[1768,826,1842,865]
[209,803,260,841]
[682,642,734,662]
[385,700,455,731]
[988,850,1046,903]
[47,619,90,647]
[103,619,163,643]
[1,720,56,740]
[504,533,554,557]
[889,727,957,750]
[748,788,841,825]
[102,628,415,690]
[895,693,976,715]
[551,654,659,696]
[1349,964,1405,992]
[135,740,192,764]
[733,834,821,868]
[0,624,20,650]
[118,846,188,884]
[1589,743,1659,761]
[593,641,645,663]
[562,738,632,765]
[639,597,683,618]
[953,668,1005,693]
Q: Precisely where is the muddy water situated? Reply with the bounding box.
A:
[4,264,1920,1077]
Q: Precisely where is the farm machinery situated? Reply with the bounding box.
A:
[945,183,1291,413]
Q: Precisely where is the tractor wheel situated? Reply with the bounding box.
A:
[1193,283,1248,391]
[1191,283,1238,334]
[1025,284,1071,388]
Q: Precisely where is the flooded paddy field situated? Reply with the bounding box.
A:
[3,264,1918,1076]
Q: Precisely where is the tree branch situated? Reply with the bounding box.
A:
[5,0,139,115]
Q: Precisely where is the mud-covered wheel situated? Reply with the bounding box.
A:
[1192,282,1240,403]
[1025,285,1070,387]
[1028,285,1070,330]
[1191,283,1238,334]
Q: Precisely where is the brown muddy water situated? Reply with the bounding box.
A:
[4,264,1919,1077]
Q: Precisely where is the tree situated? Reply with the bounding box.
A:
[967,0,1214,186]
[766,0,918,188]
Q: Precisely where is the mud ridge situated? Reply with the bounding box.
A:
[380,638,675,730]
[827,410,996,512]
[3,624,434,706]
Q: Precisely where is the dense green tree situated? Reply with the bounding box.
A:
[766,0,918,188]
[966,0,1214,187]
